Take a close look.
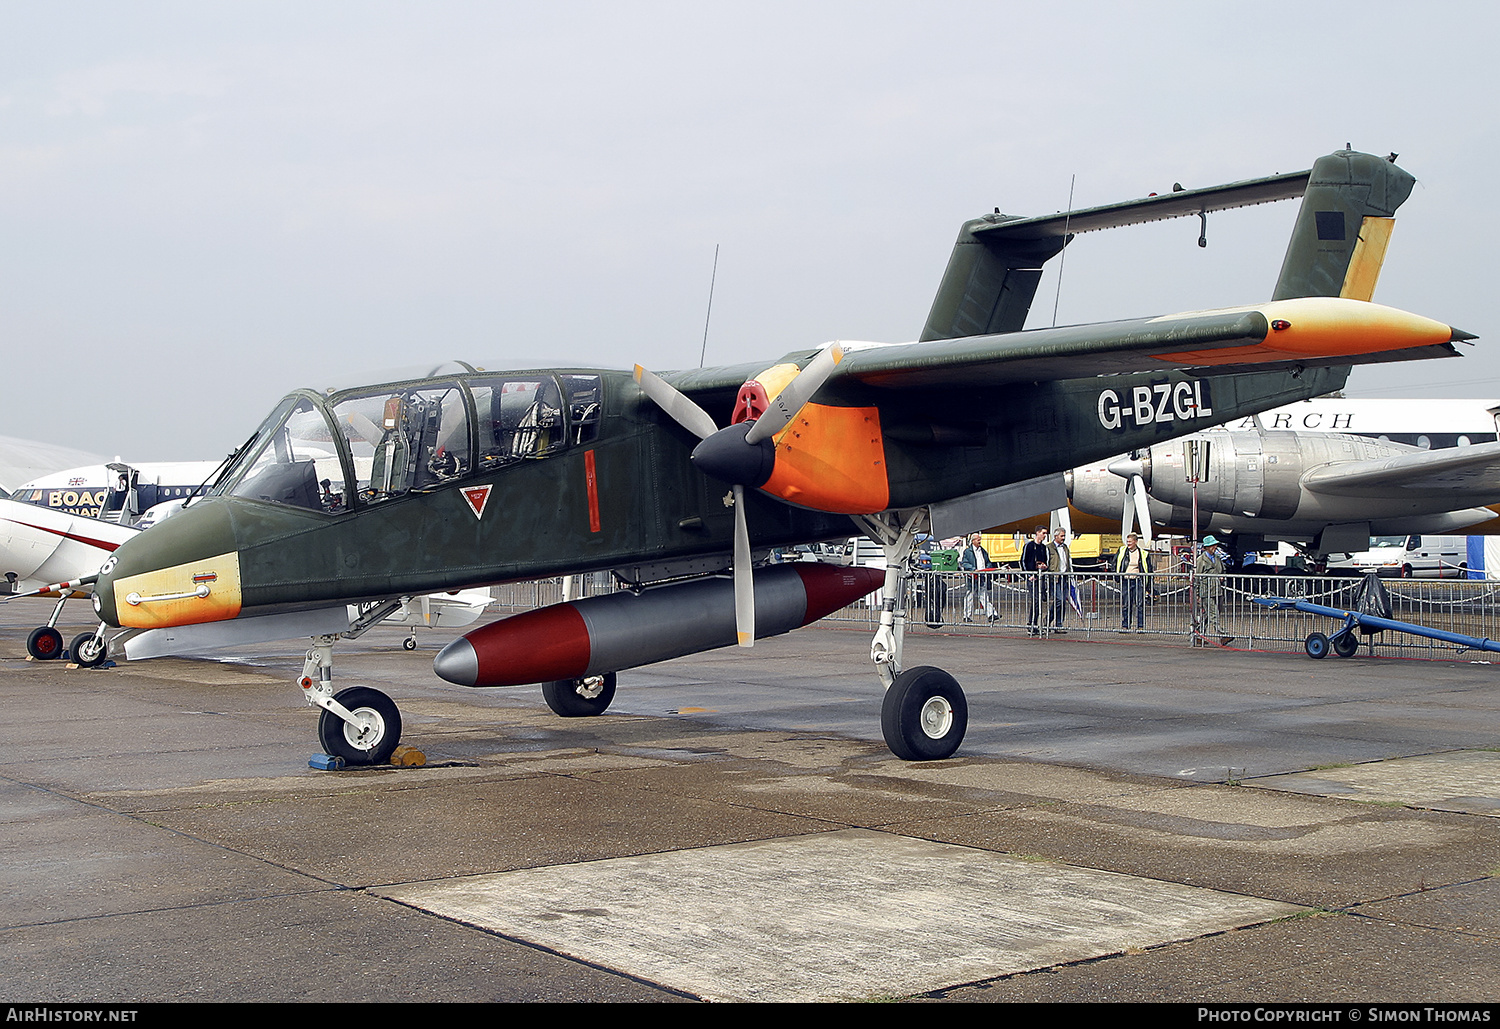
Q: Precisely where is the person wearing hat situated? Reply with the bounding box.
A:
[1115,532,1150,629]
[1195,535,1232,645]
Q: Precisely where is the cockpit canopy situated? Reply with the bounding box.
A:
[214,373,603,513]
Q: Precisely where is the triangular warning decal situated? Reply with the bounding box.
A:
[461,484,493,520]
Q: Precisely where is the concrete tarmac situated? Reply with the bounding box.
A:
[2,607,1498,1002]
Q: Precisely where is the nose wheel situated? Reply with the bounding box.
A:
[70,632,109,668]
[316,686,402,765]
[301,635,404,765]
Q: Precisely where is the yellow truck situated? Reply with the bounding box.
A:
[980,532,1115,571]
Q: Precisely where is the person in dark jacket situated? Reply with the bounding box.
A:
[1020,525,1050,636]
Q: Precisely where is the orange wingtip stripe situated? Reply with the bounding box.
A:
[1152,297,1454,366]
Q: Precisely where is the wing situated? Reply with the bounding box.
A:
[1302,440,1500,501]
[834,298,1469,390]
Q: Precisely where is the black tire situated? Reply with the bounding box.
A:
[70,632,108,668]
[924,577,947,629]
[1332,633,1359,659]
[881,665,968,761]
[1304,632,1330,659]
[317,686,401,765]
[1401,564,1414,578]
[27,627,64,660]
[542,672,617,717]
[402,636,417,651]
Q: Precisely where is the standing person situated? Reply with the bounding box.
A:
[1047,527,1073,631]
[1195,534,1232,646]
[1116,532,1149,630]
[959,532,996,623]
[1021,525,1050,637]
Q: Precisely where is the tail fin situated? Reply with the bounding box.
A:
[1272,149,1415,302]
[919,219,1065,341]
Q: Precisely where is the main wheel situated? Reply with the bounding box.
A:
[882,665,968,761]
[70,632,108,668]
[402,636,417,651]
[1332,632,1359,658]
[542,673,616,717]
[317,686,402,765]
[27,627,64,660]
[1304,632,1330,659]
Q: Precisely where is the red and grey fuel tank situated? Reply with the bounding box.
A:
[433,562,884,687]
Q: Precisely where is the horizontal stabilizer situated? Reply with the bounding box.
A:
[971,169,1311,241]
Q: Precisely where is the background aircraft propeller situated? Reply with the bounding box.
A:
[633,344,844,647]
[1107,451,1154,545]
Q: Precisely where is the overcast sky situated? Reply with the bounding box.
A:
[3,1,1497,460]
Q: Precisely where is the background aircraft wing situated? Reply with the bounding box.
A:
[0,436,104,495]
[1301,440,1500,501]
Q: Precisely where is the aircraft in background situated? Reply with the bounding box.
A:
[10,460,222,524]
[0,436,103,496]
[1068,398,1500,561]
[58,149,1475,766]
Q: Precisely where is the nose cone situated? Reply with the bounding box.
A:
[95,498,239,628]
[690,422,776,487]
[433,637,480,686]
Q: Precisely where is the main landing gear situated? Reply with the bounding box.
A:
[541,672,617,717]
[856,509,969,761]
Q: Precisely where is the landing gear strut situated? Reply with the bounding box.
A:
[855,509,968,761]
[300,619,404,765]
[70,624,110,667]
[26,593,73,660]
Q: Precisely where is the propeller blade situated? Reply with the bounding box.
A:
[633,365,719,440]
[732,484,755,647]
[1131,475,1153,545]
[743,343,845,445]
[1053,504,1073,537]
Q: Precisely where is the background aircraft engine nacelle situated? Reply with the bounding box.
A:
[432,563,884,688]
[1135,432,1306,521]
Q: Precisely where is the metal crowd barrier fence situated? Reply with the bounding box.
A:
[826,570,1500,660]
[484,567,1500,660]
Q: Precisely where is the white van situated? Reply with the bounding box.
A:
[1332,535,1470,578]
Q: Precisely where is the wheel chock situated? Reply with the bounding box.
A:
[390,745,426,767]
[308,753,346,770]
